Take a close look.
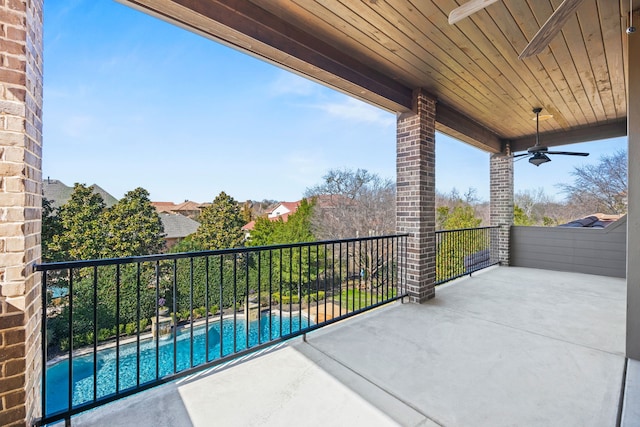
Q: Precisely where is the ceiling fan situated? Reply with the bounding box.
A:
[513,108,589,166]
[448,0,586,59]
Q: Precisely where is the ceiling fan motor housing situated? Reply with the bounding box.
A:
[528,145,548,153]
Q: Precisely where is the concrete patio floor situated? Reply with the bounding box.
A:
[63,266,634,427]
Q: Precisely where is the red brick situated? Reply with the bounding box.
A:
[0,9,24,27]
[2,390,25,408]
[0,344,25,363]
[0,39,24,55]
[0,374,25,394]
[4,358,25,376]
[0,68,25,85]
[3,328,24,345]
[0,313,24,330]
[5,26,25,41]
[6,0,27,12]
[0,404,26,425]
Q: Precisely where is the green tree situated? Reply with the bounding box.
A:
[435,203,483,282]
[514,204,534,226]
[50,183,107,261]
[437,205,481,230]
[195,192,245,250]
[169,234,203,253]
[249,199,315,246]
[104,187,165,257]
[42,197,62,262]
[241,200,253,224]
[248,199,318,296]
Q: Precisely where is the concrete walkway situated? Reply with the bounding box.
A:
[66,267,629,427]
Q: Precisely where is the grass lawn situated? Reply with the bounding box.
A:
[333,287,397,311]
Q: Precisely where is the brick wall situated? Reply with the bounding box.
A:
[489,153,513,265]
[396,89,436,303]
[0,0,44,425]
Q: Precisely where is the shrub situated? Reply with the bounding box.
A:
[272,292,300,304]
[193,306,208,319]
[306,291,325,302]
[97,328,114,342]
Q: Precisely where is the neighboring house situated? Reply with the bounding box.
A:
[43,178,118,209]
[267,201,301,219]
[159,212,200,250]
[151,201,178,214]
[172,200,202,220]
[152,200,204,220]
[242,200,302,238]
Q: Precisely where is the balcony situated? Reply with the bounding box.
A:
[45,261,637,426]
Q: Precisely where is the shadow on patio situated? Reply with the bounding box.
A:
[62,266,628,427]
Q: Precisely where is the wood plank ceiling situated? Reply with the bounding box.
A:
[120,0,635,153]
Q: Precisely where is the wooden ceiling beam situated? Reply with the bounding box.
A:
[509,119,627,153]
[435,102,502,153]
[119,0,413,111]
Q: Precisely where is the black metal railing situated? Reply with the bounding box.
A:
[36,234,408,426]
[435,226,499,284]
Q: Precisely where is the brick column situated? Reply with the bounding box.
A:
[0,1,44,426]
[396,89,436,303]
[490,153,513,265]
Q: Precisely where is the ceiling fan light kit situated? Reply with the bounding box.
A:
[529,152,551,167]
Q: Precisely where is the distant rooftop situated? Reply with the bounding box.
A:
[558,213,625,229]
[43,179,118,209]
[160,212,200,239]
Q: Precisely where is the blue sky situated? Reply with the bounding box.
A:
[43,1,627,204]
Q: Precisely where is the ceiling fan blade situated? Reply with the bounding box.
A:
[448,0,500,25]
[546,151,589,156]
[512,153,530,158]
[518,0,586,59]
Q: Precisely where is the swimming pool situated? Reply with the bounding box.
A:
[45,313,308,416]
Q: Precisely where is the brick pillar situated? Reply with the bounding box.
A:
[396,89,436,303]
[0,1,44,426]
[490,153,513,265]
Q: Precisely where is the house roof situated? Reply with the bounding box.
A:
[173,200,201,211]
[151,202,178,213]
[558,213,624,229]
[160,212,200,239]
[152,200,203,214]
[268,201,301,216]
[121,0,634,154]
[43,179,118,209]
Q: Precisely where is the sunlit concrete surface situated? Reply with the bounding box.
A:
[64,267,630,427]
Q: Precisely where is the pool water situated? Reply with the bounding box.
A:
[46,313,308,416]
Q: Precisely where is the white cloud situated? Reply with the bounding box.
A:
[315,97,394,127]
[268,71,318,97]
